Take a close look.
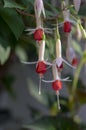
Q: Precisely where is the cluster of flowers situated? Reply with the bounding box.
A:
[22,0,81,109]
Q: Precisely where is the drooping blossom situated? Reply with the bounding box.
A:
[42,60,71,109]
[73,0,81,12]
[55,25,76,70]
[66,33,78,67]
[34,0,45,19]
[63,10,71,33]
[21,39,52,95]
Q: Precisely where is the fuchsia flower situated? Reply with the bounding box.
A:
[73,0,81,12]
[34,0,45,18]
[55,37,76,70]
[21,40,52,95]
[66,47,78,67]
[42,61,71,109]
[52,80,62,91]
[66,34,78,67]
[63,10,72,33]
[22,0,79,109]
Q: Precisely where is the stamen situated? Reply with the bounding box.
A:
[56,91,60,110]
[39,76,42,95]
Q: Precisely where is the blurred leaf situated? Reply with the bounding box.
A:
[3,0,25,9]
[45,2,60,14]
[15,46,28,61]
[0,36,10,48]
[79,23,86,39]
[76,89,86,104]
[72,40,82,56]
[2,75,15,98]
[79,4,86,16]
[0,45,11,64]
[72,51,86,96]
[23,115,79,130]
[27,80,48,106]
[0,7,25,39]
[46,10,56,17]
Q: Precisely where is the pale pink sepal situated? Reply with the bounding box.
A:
[73,0,81,12]
[34,0,45,18]
[56,57,63,67]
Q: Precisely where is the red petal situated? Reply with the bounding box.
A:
[34,28,44,41]
[52,80,62,91]
[72,58,78,66]
[56,63,63,71]
[36,61,46,74]
[64,21,71,33]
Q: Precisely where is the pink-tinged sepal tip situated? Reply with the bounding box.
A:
[73,0,81,12]
[56,58,64,71]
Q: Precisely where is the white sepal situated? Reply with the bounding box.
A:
[73,0,81,12]
[21,61,37,64]
[34,0,45,18]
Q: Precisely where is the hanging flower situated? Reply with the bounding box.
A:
[21,39,52,95]
[52,80,62,91]
[55,32,75,70]
[66,34,78,67]
[55,37,63,71]
[73,0,81,12]
[34,0,45,18]
[42,61,71,109]
[63,10,71,33]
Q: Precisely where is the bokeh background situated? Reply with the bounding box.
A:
[0,0,86,130]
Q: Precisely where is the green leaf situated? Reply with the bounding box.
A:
[0,45,11,64]
[3,0,25,9]
[72,40,82,56]
[79,4,86,16]
[72,52,86,96]
[79,23,86,39]
[15,46,28,61]
[0,36,10,48]
[2,75,15,98]
[0,7,25,39]
[23,116,79,130]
